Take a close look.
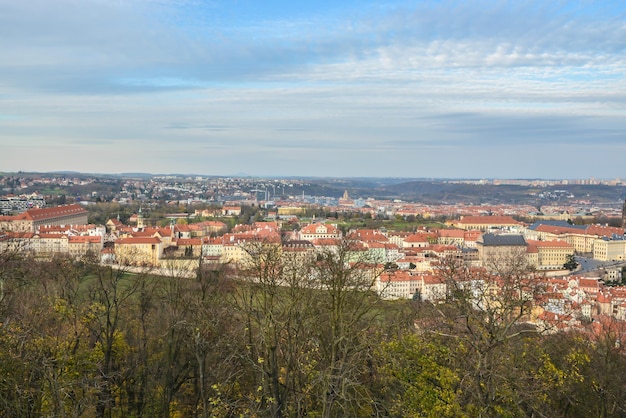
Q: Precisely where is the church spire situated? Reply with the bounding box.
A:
[137,206,145,229]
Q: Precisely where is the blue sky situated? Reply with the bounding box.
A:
[1,0,625,179]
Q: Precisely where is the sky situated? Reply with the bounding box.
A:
[1,0,625,179]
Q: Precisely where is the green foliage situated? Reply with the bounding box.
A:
[1,249,626,416]
[377,333,463,417]
[563,254,578,271]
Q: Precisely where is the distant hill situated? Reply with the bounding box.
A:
[2,172,624,208]
[378,181,626,205]
[118,173,155,179]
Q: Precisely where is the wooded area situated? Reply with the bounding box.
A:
[1,242,625,417]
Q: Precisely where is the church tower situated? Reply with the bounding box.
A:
[137,207,145,230]
[622,196,626,228]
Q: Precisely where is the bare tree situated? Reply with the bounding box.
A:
[86,262,151,418]
[310,239,386,417]
[233,239,318,417]
[427,253,547,415]
[0,237,35,321]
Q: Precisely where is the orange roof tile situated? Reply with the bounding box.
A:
[175,238,202,246]
[23,204,88,221]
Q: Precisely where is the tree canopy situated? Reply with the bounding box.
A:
[0,246,625,417]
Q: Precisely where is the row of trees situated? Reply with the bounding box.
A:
[1,242,625,417]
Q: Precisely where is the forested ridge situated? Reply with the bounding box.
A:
[1,242,625,417]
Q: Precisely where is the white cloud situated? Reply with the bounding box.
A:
[0,0,624,178]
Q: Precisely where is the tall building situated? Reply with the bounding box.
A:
[622,196,626,228]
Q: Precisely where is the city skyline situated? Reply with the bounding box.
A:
[1,0,625,179]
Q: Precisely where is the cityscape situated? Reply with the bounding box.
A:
[2,172,626,320]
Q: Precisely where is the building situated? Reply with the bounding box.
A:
[526,222,591,253]
[402,233,432,249]
[0,204,89,233]
[30,234,70,256]
[222,205,242,216]
[449,215,524,232]
[169,238,203,258]
[593,237,626,261]
[282,240,317,266]
[277,206,306,216]
[476,233,528,271]
[115,236,163,266]
[105,217,124,232]
[299,223,342,242]
[0,194,46,214]
[68,235,104,258]
[377,270,446,301]
[435,228,465,247]
[526,239,575,270]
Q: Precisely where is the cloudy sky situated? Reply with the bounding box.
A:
[1,0,625,179]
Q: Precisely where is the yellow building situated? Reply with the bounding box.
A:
[115,236,163,266]
[68,235,103,258]
[526,239,574,270]
[277,206,306,216]
[530,223,626,255]
[31,233,69,256]
[593,238,626,261]
[451,215,524,232]
[0,204,89,233]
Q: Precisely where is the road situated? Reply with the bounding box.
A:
[575,256,626,275]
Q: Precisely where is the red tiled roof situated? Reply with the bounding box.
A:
[379,270,413,282]
[534,224,581,235]
[436,229,465,238]
[300,223,339,234]
[586,224,625,237]
[132,230,156,237]
[578,278,600,290]
[23,204,88,221]
[526,239,574,249]
[36,233,68,239]
[464,230,482,240]
[404,234,430,243]
[347,229,389,242]
[387,231,411,238]
[422,274,444,285]
[175,238,202,246]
